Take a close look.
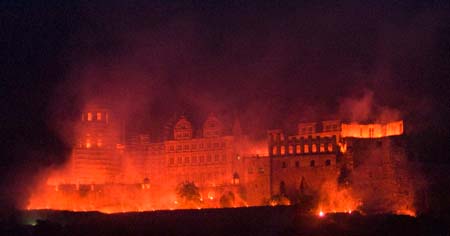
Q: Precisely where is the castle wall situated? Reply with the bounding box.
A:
[242,155,271,206]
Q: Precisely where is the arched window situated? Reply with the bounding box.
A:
[232,172,240,185]
[312,144,317,153]
[327,143,333,152]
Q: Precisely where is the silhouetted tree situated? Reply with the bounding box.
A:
[176,181,201,207]
[219,191,235,208]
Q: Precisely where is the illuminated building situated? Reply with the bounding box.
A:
[31,105,408,211]
[71,105,123,184]
[162,114,243,187]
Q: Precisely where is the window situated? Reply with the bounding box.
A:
[233,172,240,185]
[97,139,102,147]
[272,146,278,155]
[199,143,204,149]
[320,144,325,152]
[200,156,204,163]
[192,156,197,163]
[176,145,181,151]
[177,156,182,164]
[296,145,301,154]
[325,160,331,166]
[185,156,190,163]
[327,143,333,152]
[207,154,212,162]
[310,160,315,167]
[258,167,265,174]
[295,161,299,168]
[304,144,309,153]
[87,112,92,121]
[282,162,287,168]
[192,144,197,150]
[214,154,219,162]
[312,144,317,153]
[280,146,285,155]
[288,145,293,154]
[248,167,253,174]
[184,145,189,150]
[222,154,226,162]
[169,158,174,165]
[86,140,91,148]
[97,112,102,120]
[214,143,219,148]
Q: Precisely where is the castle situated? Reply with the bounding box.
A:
[29,105,411,213]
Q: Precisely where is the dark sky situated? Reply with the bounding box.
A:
[1,1,450,209]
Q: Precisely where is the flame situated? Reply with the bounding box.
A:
[318,211,325,217]
[341,120,403,138]
[315,180,361,215]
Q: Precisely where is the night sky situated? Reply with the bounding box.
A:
[1,1,450,210]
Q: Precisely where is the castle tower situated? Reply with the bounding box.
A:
[71,104,122,184]
[174,116,193,140]
[203,113,223,138]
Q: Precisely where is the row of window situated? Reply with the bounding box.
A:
[82,112,109,122]
[169,153,227,165]
[82,139,103,148]
[324,124,339,132]
[273,143,334,155]
[168,142,226,152]
[299,126,314,134]
[281,159,331,168]
[248,167,265,174]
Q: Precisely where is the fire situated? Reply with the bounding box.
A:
[315,180,361,216]
[341,120,403,138]
[25,105,415,216]
[396,209,416,217]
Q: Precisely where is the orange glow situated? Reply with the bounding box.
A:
[26,108,414,215]
[396,209,416,217]
[341,120,403,138]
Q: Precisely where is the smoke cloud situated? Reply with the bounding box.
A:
[1,1,449,212]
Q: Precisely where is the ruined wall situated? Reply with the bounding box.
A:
[242,155,271,206]
[345,136,415,214]
[270,154,339,199]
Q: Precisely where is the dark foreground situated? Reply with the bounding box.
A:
[2,207,449,236]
